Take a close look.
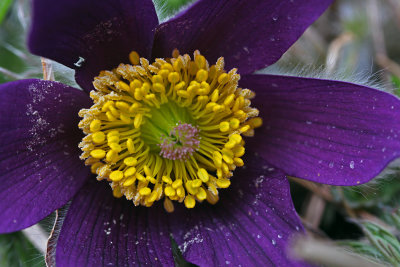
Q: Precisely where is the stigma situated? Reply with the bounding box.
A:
[78,50,261,212]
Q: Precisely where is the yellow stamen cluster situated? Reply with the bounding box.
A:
[78,50,261,211]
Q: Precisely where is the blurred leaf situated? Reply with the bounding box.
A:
[0,232,45,267]
[362,222,400,265]
[170,235,197,267]
[0,0,13,25]
[391,75,400,97]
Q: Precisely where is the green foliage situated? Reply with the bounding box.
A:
[0,0,13,25]
[341,210,400,266]
[0,232,45,267]
[170,235,198,267]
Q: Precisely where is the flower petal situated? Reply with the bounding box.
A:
[0,79,92,233]
[153,0,332,74]
[240,74,400,185]
[169,152,305,266]
[56,180,174,267]
[28,0,158,91]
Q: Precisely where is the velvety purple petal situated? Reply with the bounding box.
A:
[56,179,174,267]
[153,0,332,74]
[0,79,92,233]
[169,152,305,266]
[29,0,158,91]
[240,74,400,185]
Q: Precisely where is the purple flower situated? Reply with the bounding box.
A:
[1,0,400,266]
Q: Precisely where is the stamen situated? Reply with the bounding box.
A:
[78,50,261,211]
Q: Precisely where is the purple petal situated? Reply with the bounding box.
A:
[169,152,305,266]
[56,180,174,267]
[0,79,92,233]
[240,74,400,185]
[153,0,332,74]
[28,0,158,91]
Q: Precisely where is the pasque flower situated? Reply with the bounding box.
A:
[1,0,400,266]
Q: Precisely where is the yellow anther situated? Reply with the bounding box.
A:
[223,94,235,106]
[172,180,182,189]
[134,114,142,128]
[117,81,130,91]
[107,136,119,144]
[110,171,124,182]
[213,151,222,168]
[239,125,251,133]
[124,167,136,177]
[124,157,137,166]
[172,179,182,189]
[219,121,230,132]
[130,79,142,89]
[109,142,122,152]
[107,130,119,138]
[175,81,185,91]
[206,190,219,205]
[136,173,146,181]
[197,168,209,183]
[116,101,130,111]
[230,134,242,144]
[92,132,105,143]
[218,73,229,84]
[158,69,169,79]
[162,176,173,184]
[195,54,206,69]
[106,111,117,121]
[126,138,135,153]
[164,186,176,197]
[234,158,244,166]
[168,72,180,83]
[196,187,207,201]
[222,154,233,164]
[173,57,183,71]
[139,187,151,196]
[188,61,197,75]
[123,177,136,187]
[229,118,240,129]
[196,69,208,82]
[146,176,157,184]
[216,169,223,178]
[164,198,174,213]
[90,162,103,174]
[185,181,198,195]
[249,117,263,128]
[106,150,118,162]
[213,104,223,113]
[211,89,219,102]
[152,74,163,84]
[90,149,105,159]
[129,51,140,65]
[141,82,151,93]
[222,163,229,174]
[153,83,165,93]
[216,178,231,188]
[90,120,101,132]
[234,146,245,157]
[129,102,141,113]
[191,179,202,188]
[143,165,152,177]
[162,63,173,71]
[225,140,236,149]
[176,186,185,198]
[120,113,131,123]
[177,90,190,98]
[101,101,114,112]
[134,89,143,101]
[113,187,124,198]
[184,195,196,208]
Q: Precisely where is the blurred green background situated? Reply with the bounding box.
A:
[1,0,400,266]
